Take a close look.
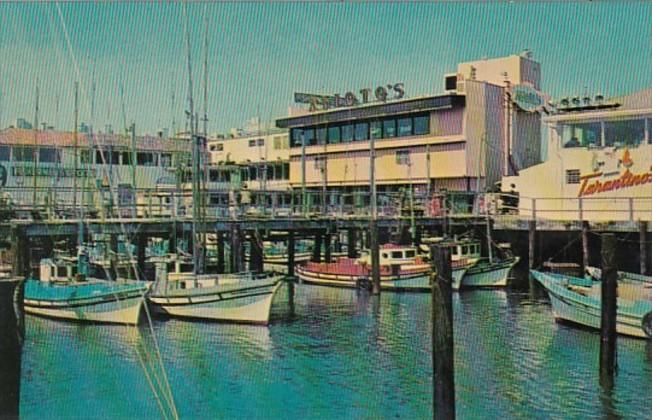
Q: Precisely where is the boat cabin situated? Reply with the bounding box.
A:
[421,237,481,264]
[40,257,80,282]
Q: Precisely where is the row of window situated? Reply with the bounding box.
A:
[208,135,290,152]
[290,113,431,147]
[183,163,291,184]
[561,118,651,148]
[0,145,183,168]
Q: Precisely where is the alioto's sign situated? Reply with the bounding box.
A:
[294,83,405,112]
[577,149,652,197]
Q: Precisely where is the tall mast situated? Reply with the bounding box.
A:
[32,81,39,205]
[183,2,201,276]
[73,82,79,210]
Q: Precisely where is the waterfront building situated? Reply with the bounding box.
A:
[0,127,190,211]
[275,53,543,209]
[502,88,652,221]
[207,127,290,192]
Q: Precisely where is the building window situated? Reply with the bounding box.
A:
[248,139,257,147]
[122,152,132,165]
[257,138,265,146]
[160,153,172,167]
[13,147,34,162]
[413,115,430,135]
[291,128,303,147]
[566,169,580,184]
[316,127,327,145]
[108,150,120,165]
[354,123,369,141]
[39,148,60,163]
[211,143,224,152]
[396,150,411,165]
[80,150,92,164]
[341,124,354,142]
[137,152,157,166]
[304,129,316,146]
[328,126,340,144]
[561,122,601,148]
[283,163,289,179]
[273,136,288,150]
[383,119,396,138]
[604,119,645,147]
[370,121,382,139]
[249,166,258,180]
[398,117,413,137]
[0,146,10,161]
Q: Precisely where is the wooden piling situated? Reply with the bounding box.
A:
[430,244,455,420]
[216,231,225,274]
[230,224,243,273]
[600,233,618,389]
[136,235,147,277]
[287,231,295,277]
[640,221,648,275]
[249,230,264,273]
[528,220,536,269]
[347,229,357,258]
[582,221,590,272]
[0,276,24,418]
[370,219,381,295]
[324,232,332,263]
[312,230,323,263]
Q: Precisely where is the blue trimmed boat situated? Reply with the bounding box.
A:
[24,256,150,325]
[531,269,652,339]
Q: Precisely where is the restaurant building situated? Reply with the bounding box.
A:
[275,53,543,207]
[502,88,652,221]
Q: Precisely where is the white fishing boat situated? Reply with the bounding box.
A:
[23,253,150,325]
[531,269,652,339]
[463,256,520,288]
[147,256,283,325]
[296,244,432,292]
[421,236,481,290]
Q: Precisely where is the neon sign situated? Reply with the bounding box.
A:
[512,84,545,112]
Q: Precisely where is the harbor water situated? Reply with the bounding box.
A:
[20,279,652,419]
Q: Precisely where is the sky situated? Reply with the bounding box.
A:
[0,2,651,136]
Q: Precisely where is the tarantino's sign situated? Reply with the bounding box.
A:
[294,83,405,112]
[577,150,652,197]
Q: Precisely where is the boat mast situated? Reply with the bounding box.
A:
[73,82,79,211]
[32,81,39,205]
[183,2,201,276]
[478,134,493,263]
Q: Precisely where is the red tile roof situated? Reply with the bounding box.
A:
[0,128,191,152]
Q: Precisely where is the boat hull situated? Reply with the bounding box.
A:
[296,266,431,292]
[532,270,652,339]
[451,267,468,291]
[24,280,149,325]
[148,278,282,325]
[462,257,520,288]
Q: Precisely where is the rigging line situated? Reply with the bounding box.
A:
[130,330,174,420]
[55,3,178,416]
